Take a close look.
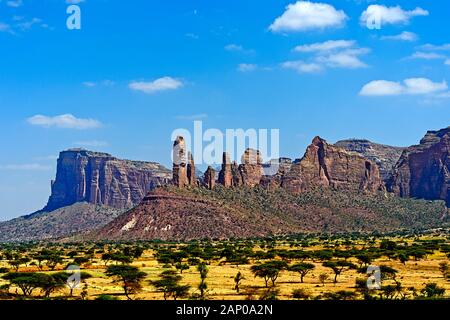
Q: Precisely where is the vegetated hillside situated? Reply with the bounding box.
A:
[0,203,123,242]
[90,186,449,241]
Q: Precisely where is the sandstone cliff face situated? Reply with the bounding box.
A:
[203,166,216,190]
[388,127,450,206]
[44,149,171,211]
[335,139,405,182]
[282,137,384,193]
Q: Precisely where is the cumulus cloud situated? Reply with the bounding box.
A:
[269,1,348,33]
[27,114,102,129]
[381,31,418,42]
[286,40,369,72]
[237,63,257,72]
[410,52,446,60]
[359,78,448,96]
[360,5,428,26]
[128,77,183,94]
[281,61,322,73]
[316,48,369,68]
[294,40,355,53]
[419,43,450,51]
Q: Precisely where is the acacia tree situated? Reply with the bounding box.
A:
[1,272,50,297]
[150,270,190,300]
[251,261,288,287]
[106,265,147,300]
[289,263,315,283]
[322,261,356,284]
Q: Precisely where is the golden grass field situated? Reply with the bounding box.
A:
[0,236,449,300]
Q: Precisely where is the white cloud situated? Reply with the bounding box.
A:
[83,80,115,87]
[410,51,446,60]
[225,44,243,52]
[74,140,108,148]
[224,44,254,55]
[288,40,369,72]
[381,31,418,42]
[0,164,52,171]
[281,60,323,73]
[360,78,448,96]
[175,114,208,120]
[419,43,450,51]
[316,48,369,68]
[269,1,348,33]
[129,77,183,94]
[238,63,257,72]
[6,0,23,8]
[0,22,12,33]
[27,114,102,129]
[360,5,428,26]
[294,40,355,53]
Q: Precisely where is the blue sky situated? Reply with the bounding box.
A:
[0,0,449,220]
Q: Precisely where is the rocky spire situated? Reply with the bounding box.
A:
[187,152,196,186]
[218,152,233,187]
[172,136,188,187]
[203,166,216,190]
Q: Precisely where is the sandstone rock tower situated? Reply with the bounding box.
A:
[203,166,216,190]
[218,152,233,187]
[172,136,188,187]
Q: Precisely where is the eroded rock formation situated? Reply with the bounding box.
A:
[203,166,216,190]
[282,136,384,193]
[387,127,450,206]
[335,139,405,182]
[44,149,171,211]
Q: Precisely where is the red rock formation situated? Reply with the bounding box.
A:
[238,149,263,187]
[172,136,188,187]
[203,166,216,190]
[187,152,196,186]
[282,137,384,193]
[218,152,233,187]
[44,149,171,211]
[388,127,450,206]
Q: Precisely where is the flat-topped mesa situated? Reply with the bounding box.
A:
[387,127,450,206]
[172,136,189,187]
[203,166,216,190]
[281,136,384,193]
[44,149,171,211]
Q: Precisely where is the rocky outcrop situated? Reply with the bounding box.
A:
[261,158,293,189]
[282,137,384,193]
[238,149,263,187]
[218,153,233,187]
[44,149,171,211]
[387,127,450,206]
[172,136,189,188]
[335,139,405,182]
[203,166,216,190]
[187,152,196,186]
